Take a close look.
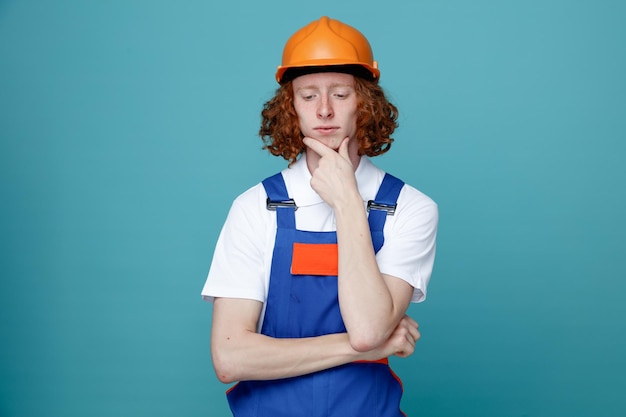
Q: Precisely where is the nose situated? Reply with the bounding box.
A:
[317,95,334,119]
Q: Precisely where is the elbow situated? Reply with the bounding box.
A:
[348,331,386,353]
[214,367,237,385]
[211,350,239,384]
[213,361,237,385]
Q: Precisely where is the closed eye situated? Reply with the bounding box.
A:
[298,93,317,101]
[332,89,353,99]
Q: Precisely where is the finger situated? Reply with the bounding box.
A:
[302,137,332,157]
[405,331,416,347]
[397,342,415,358]
[410,328,421,343]
[394,350,410,359]
[402,315,419,329]
[338,137,350,161]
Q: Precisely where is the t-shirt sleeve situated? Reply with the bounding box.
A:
[201,188,268,303]
[376,186,439,303]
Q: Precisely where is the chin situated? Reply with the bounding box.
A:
[308,136,341,150]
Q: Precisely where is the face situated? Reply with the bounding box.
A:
[292,72,358,153]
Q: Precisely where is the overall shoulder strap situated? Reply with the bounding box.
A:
[368,173,405,253]
[262,173,296,229]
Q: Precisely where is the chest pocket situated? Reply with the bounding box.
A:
[291,242,339,276]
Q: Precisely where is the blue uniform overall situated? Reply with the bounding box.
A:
[227,172,407,417]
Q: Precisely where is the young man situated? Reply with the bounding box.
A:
[202,16,438,417]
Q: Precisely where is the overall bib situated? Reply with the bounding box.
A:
[227,172,407,417]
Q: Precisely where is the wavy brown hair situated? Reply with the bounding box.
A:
[259,76,399,166]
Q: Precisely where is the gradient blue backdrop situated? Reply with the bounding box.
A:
[1,1,625,416]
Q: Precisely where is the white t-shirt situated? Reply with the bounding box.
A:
[201,155,438,311]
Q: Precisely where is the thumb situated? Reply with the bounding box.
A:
[338,137,351,160]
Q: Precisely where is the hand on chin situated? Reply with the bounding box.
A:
[305,135,342,152]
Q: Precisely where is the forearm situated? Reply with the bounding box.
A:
[211,297,386,384]
[212,330,377,384]
[334,191,406,351]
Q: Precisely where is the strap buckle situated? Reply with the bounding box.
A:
[266,198,298,211]
[367,200,397,215]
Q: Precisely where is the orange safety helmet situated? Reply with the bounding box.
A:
[275,16,380,84]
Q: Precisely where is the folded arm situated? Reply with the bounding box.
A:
[211,297,419,384]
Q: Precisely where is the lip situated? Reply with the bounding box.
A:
[314,126,340,134]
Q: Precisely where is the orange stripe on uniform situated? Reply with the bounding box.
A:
[291,243,338,276]
[354,357,389,365]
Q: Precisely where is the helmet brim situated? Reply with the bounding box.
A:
[276,63,380,84]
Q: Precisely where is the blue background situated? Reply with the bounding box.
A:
[1,1,625,416]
